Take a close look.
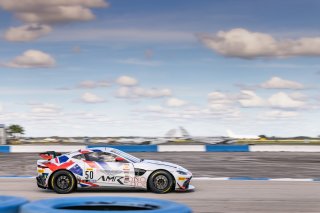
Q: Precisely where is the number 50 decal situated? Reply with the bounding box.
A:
[85,171,94,179]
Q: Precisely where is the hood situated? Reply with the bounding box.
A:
[143,160,180,169]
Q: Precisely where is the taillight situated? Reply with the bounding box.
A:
[38,165,48,169]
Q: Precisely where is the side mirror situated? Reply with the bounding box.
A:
[115,157,126,162]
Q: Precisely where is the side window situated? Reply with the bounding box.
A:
[85,152,128,163]
[72,154,85,160]
[84,152,102,162]
[99,153,118,162]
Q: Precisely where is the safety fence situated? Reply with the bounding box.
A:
[2,144,320,153]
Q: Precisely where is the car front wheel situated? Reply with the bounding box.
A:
[148,170,174,194]
[51,170,76,194]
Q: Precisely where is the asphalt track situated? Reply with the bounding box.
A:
[2,152,320,212]
[1,178,320,213]
[1,152,320,178]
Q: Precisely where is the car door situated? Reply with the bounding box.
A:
[84,151,135,187]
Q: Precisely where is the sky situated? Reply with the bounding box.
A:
[0,0,320,137]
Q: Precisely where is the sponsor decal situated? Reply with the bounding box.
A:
[98,175,124,185]
[102,170,122,176]
[37,169,44,173]
[123,163,130,183]
[123,164,130,170]
[178,177,187,181]
[69,164,83,176]
[134,176,147,188]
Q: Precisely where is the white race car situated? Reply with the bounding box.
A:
[36,147,194,194]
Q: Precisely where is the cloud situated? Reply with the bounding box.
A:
[0,0,108,41]
[31,104,61,113]
[0,103,3,113]
[145,105,166,113]
[44,28,194,43]
[166,97,187,107]
[207,89,308,110]
[261,110,299,120]
[4,50,56,68]
[117,58,161,66]
[142,103,241,121]
[199,28,320,59]
[116,76,138,86]
[206,91,242,119]
[207,91,234,110]
[80,92,105,103]
[268,92,305,109]
[78,80,111,89]
[261,77,304,89]
[4,24,52,42]
[116,87,172,99]
[208,91,233,104]
[0,0,108,24]
[289,92,308,101]
[238,90,265,107]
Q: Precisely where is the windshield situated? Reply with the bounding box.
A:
[111,149,141,163]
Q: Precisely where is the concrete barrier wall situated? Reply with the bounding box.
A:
[1,145,320,153]
[249,145,320,152]
[158,145,206,152]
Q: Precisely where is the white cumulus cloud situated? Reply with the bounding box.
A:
[4,24,52,42]
[80,92,105,103]
[199,28,320,59]
[166,97,187,107]
[261,110,299,120]
[116,76,138,87]
[31,104,61,113]
[0,0,108,41]
[268,92,305,109]
[116,87,172,99]
[238,90,265,107]
[261,77,304,89]
[208,91,232,104]
[0,0,108,24]
[4,50,56,68]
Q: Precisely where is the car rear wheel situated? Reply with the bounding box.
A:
[51,170,76,194]
[148,170,174,194]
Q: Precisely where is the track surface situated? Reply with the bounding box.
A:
[1,178,320,213]
[1,152,320,212]
[1,152,320,178]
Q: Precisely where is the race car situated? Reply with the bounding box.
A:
[36,147,194,194]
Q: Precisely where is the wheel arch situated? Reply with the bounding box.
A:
[48,169,77,190]
[147,169,176,191]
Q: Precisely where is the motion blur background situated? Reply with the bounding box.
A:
[1,1,320,212]
[0,0,320,139]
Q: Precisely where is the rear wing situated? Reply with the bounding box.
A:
[39,151,62,160]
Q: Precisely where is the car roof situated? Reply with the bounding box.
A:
[87,147,115,152]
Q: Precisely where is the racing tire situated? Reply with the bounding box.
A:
[20,196,192,213]
[0,196,28,213]
[51,170,76,194]
[148,170,174,194]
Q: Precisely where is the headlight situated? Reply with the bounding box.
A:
[177,170,188,175]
